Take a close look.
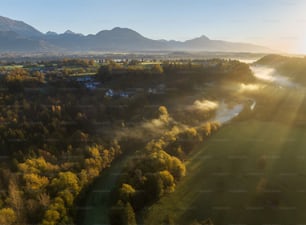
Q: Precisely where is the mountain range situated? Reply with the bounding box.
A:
[0,15,273,53]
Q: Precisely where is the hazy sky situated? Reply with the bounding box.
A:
[1,0,306,53]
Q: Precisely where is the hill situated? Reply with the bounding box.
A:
[255,54,306,84]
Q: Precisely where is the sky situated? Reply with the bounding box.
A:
[1,0,306,53]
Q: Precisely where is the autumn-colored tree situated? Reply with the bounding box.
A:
[33,71,45,83]
[23,173,49,192]
[145,139,166,152]
[18,157,59,176]
[51,172,81,194]
[151,64,164,74]
[159,170,175,193]
[169,156,186,180]
[0,208,16,225]
[159,106,169,123]
[5,68,29,81]
[7,178,24,222]
[42,197,67,225]
[42,209,60,225]
[119,183,136,203]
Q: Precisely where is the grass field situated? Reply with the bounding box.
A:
[0,65,23,70]
[144,120,306,225]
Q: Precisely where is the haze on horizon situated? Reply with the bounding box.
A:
[1,0,306,54]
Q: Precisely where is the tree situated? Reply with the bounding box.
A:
[144,173,164,201]
[119,183,136,203]
[98,65,110,79]
[42,209,60,225]
[151,64,164,74]
[201,123,212,136]
[159,106,169,123]
[59,189,74,207]
[0,208,16,225]
[169,156,186,180]
[33,71,45,83]
[158,105,168,115]
[124,202,137,225]
[145,139,166,152]
[18,157,59,176]
[51,172,81,194]
[144,150,169,172]
[159,170,175,193]
[5,68,29,82]
[23,173,49,192]
[37,192,50,208]
[42,197,67,225]
[163,215,174,225]
[128,60,140,66]
[7,178,24,221]
[143,150,185,181]
[109,201,136,225]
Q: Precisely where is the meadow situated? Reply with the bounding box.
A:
[144,119,306,225]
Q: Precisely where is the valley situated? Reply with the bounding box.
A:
[1,1,306,225]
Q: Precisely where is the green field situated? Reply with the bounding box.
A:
[144,120,306,225]
[0,65,23,70]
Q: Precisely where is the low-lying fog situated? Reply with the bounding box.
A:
[190,99,245,124]
[117,60,306,142]
[250,65,299,88]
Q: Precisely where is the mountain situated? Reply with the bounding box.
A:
[0,16,274,53]
[0,16,43,38]
[43,28,274,53]
[0,30,53,52]
[84,27,167,51]
[179,35,269,52]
